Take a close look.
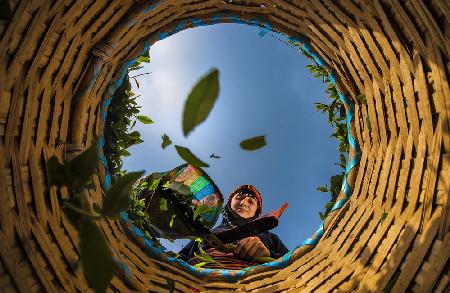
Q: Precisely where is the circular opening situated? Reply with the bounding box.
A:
[99,11,360,281]
[119,24,341,252]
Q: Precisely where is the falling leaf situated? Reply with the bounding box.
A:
[240,135,267,151]
[175,145,209,167]
[101,171,145,217]
[79,218,114,293]
[161,134,172,149]
[182,69,220,137]
[137,115,153,124]
[46,139,99,189]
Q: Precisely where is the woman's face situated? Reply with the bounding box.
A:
[230,192,258,219]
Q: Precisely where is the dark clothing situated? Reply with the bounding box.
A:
[179,205,289,262]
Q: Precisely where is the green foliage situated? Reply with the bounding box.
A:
[137,115,153,124]
[47,140,99,190]
[161,134,172,149]
[159,198,168,211]
[126,175,164,244]
[289,40,351,221]
[192,238,221,267]
[240,135,267,151]
[46,140,143,292]
[357,94,367,105]
[101,171,145,217]
[182,68,220,137]
[79,218,114,293]
[175,145,209,167]
[103,75,143,182]
[103,51,151,183]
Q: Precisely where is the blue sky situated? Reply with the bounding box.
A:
[122,23,341,252]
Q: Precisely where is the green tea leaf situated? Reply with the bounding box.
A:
[240,135,267,151]
[128,131,141,139]
[357,94,367,105]
[319,212,325,220]
[79,218,114,293]
[68,140,99,188]
[325,201,335,212]
[149,178,161,191]
[102,171,145,217]
[193,262,209,268]
[46,156,68,187]
[161,181,171,189]
[137,56,150,63]
[159,198,168,211]
[182,69,220,137]
[121,149,131,157]
[175,145,209,167]
[137,115,153,124]
[169,214,176,227]
[161,134,172,149]
[47,140,99,189]
[316,185,329,193]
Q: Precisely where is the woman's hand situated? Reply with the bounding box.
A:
[234,237,270,261]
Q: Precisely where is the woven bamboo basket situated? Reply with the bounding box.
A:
[0,0,448,292]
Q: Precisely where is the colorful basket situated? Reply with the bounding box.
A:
[141,164,224,239]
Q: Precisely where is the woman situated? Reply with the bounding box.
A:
[179,185,288,269]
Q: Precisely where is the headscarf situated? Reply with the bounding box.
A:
[215,185,263,230]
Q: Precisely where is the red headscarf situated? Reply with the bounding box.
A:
[227,185,263,217]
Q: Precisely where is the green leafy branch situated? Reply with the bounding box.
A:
[287,39,351,220]
[103,52,152,183]
[46,140,144,292]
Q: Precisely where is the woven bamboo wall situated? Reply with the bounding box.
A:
[0,0,448,292]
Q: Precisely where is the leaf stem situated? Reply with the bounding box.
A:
[129,73,151,78]
[63,202,104,219]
